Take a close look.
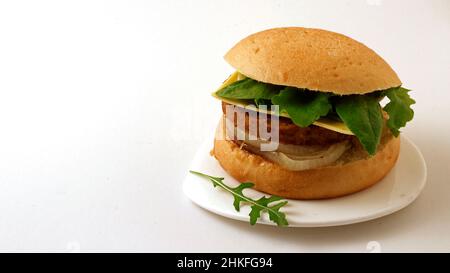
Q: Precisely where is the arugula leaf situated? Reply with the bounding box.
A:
[216,78,278,100]
[383,87,415,137]
[190,171,289,226]
[254,98,272,107]
[271,87,332,127]
[335,95,383,155]
[249,195,288,225]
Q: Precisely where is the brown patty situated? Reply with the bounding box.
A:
[222,102,355,145]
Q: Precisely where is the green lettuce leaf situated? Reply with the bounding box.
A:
[383,87,415,137]
[271,87,332,127]
[335,95,383,155]
[216,78,278,100]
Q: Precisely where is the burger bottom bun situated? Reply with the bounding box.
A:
[212,126,400,200]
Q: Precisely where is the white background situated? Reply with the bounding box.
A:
[0,0,449,252]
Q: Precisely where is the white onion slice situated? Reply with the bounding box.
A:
[224,116,350,170]
[245,141,350,171]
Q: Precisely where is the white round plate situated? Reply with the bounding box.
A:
[183,136,427,227]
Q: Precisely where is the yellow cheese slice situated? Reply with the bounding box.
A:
[212,72,354,135]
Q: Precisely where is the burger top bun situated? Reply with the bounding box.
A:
[224,27,401,95]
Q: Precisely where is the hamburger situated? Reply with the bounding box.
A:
[211,27,415,199]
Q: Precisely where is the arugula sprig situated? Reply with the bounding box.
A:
[190,170,289,226]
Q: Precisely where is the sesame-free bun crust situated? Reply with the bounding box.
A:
[225,27,401,94]
[213,130,400,200]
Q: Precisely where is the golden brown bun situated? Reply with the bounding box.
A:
[225,27,401,95]
[212,129,400,200]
